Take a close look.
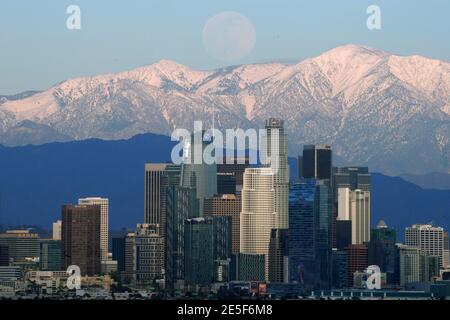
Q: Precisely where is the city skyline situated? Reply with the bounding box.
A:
[1,0,449,304]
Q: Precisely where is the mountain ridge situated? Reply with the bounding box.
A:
[1,44,449,175]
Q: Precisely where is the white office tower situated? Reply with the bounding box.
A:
[337,188,371,244]
[261,118,289,229]
[78,197,109,260]
[240,168,276,280]
[52,220,62,241]
[406,224,445,267]
[180,131,217,215]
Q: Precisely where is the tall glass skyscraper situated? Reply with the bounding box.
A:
[165,170,199,290]
[268,228,289,283]
[180,131,217,216]
[314,181,333,290]
[288,179,316,286]
[368,220,398,285]
[288,179,332,290]
[301,145,332,180]
[184,217,214,286]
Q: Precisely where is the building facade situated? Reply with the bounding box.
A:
[40,239,61,271]
[240,168,276,280]
[0,230,40,264]
[78,197,109,261]
[338,188,371,245]
[52,220,62,241]
[288,179,316,286]
[61,204,101,276]
[346,244,368,287]
[301,145,332,180]
[368,220,399,285]
[268,228,289,283]
[180,132,217,215]
[184,218,214,286]
[204,194,241,255]
[405,224,445,267]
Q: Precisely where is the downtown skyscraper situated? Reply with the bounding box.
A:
[240,167,276,280]
[288,179,332,290]
[337,188,371,245]
[240,118,289,280]
[300,145,332,180]
[180,131,217,216]
[61,204,101,276]
[406,224,445,267]
[262,118,289,230]
[78,197,109,261]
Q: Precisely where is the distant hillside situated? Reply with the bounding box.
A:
[400,172,450,190]
[0,133,175,229]
[0,134,449,240]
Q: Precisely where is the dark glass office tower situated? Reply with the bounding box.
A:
[211,215,233,282]
[236,253,266,282]
[61,204,101,276]
[216,173,236,195]
[336,220,352,250]
[217,156,250,195]
[368,220,399,285]
[184,217,214,286]
[40,239,61,271]
[288,179,316,286]
[332,249,348,289]
[204,194,241,255]
[289,179,332,290]
[165,173,199,290]
[268,228,289,283]
[112,236,126,272]
[301,145,332,180]
[211,215,232,261]
[0,245,8,266]
[314,181,333,290]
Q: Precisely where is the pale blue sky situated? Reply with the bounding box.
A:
[1,0,449,94]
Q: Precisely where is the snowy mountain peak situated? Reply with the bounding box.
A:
[0,45,449,175]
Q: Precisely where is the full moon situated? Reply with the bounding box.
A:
[202,11,256,62]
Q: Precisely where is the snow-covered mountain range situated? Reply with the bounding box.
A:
[1,44,449,175]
